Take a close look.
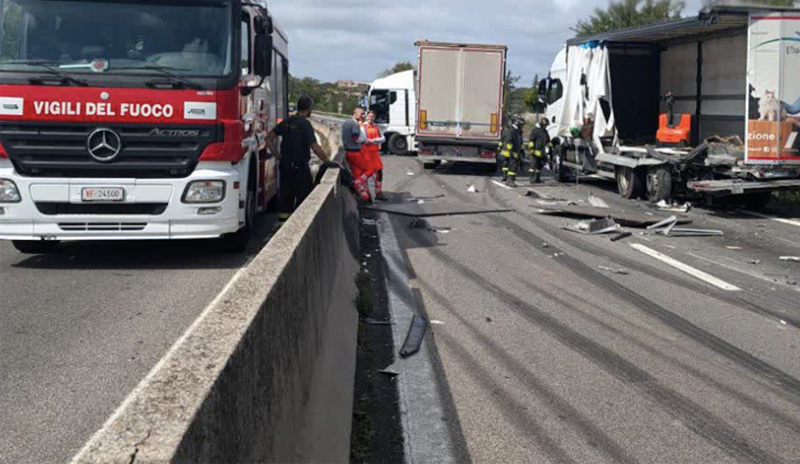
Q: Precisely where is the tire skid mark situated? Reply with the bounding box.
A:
[405,223,782,464]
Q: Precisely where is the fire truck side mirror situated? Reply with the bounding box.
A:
[253,16,273,78]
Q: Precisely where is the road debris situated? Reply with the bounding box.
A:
[485,317,493,323]
[748,259,762,265]
[525,190,563,201]
[780,256,800,262]
[655,199,692,213]
[409,218,452,234]
[534,204,691,228]
[361,317,393,326]
[467,184,478,193]
[646,216,723,237]
[430,320,445,325]
[379,362,402,376]
[564,218,621,235]
[598,266,630,275]
[362,218,377,226]
[406,194,445,203]
[588,194,610,209]
[406,171,415,176]
[610,232,633,242]
[399,315,428,358]
[367,202,513,218]
[726,246,743,250]
[542,243,550,248]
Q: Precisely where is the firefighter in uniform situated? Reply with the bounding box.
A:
[265,96,332,229]
[527,118,551,184]
[501,116,525,187]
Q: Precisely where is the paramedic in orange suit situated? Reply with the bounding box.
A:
[363,110,387,201]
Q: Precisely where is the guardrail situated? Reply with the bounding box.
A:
[72,135,358,463]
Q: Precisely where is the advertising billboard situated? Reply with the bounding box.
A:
[746,12,800,164]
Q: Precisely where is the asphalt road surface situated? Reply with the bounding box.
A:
[379,155,800,463]
[0,215,275,464]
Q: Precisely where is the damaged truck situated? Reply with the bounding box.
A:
[539,5,800,205]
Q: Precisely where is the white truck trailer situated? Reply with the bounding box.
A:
[539,5,800,204]
[415,41,507,169]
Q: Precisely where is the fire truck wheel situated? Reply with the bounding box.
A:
[12,240,60,254]
[219,188,255,253]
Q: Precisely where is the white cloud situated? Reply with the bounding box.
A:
[270,0,708,84]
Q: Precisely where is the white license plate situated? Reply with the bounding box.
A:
[81,187,125,202]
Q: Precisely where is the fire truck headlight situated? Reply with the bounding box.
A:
[183,180,225,204]
[0,179,21,203]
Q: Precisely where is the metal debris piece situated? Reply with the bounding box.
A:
[610,232,633,242]
[467,184,478,193]
[406,194,445,202]
[655,200,692,213]
[598,266,630,275]
[542,243,550,248]
[534,204,691,228]
[379,362,402,376]
[588,194,610,209]
[666,228,724,237]
[525,190,563,201]
[361,317,393,326]
[399,315,428,358]
[362,218,377,226]
[726,246,743,250]
[647,216,678,230]
[565,218,621,235]
[748,259,762,265]
[406,171,415,176]
[367,202,512,218]
[780,256,800,262]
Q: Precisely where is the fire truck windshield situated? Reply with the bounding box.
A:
[0,0,233,78]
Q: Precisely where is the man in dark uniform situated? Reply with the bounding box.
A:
[527,118,551,184]
[265,95,331,228]
[502,116,525,187]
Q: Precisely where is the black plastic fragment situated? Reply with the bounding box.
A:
[399,315,428,358]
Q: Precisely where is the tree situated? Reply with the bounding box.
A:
[378,61,415,78]
[574,0,685,37]
[524,75,546,114]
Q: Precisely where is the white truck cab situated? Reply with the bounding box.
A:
[542,47,567,142]
[367,70,417,154]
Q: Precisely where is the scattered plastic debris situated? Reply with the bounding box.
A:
[781,320,788,326]
[399,315,428,358]
[430,320,445,325]
[409,218,452,234]
[525,190,563,201]
[406,171,415,176]
[588,194,610,209]
[787,279,797,286]
[564,218,621,235]
[598,266,630,275]
[542,243,550,248]
[467,184,478,193]
[362,218,377,226]
[748,259,762,265]
[726,246,743,250]
[406,195,446,202]
[780,256,800,262]
[417,199,425,204]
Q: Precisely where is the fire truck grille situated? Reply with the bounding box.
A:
[0,122,222,178]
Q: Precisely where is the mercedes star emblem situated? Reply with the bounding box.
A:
[86,128,122,162]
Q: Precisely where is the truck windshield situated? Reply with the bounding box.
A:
[0,0,233,77]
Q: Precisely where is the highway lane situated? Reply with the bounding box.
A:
[0,216,275,464]
[379,155,800,463]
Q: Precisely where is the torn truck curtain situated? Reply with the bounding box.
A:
[560,43,617,147]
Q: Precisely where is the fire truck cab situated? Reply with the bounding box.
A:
[0,0,289,252]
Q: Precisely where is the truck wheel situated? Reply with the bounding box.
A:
[388,133,408,155]
[616,166,644,199]
[646,167,672,203]
[12,240,60,254]
[219,167,256,253]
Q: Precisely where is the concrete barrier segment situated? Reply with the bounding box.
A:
[72,139,359,463]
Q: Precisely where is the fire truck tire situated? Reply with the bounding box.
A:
[388,133,408,155]
[12,240,60,254]
[219,178,256,253]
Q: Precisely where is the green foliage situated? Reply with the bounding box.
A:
[378,61,415,78]
[288,74,362,115]
[574,0,685,37]
[524,75,546,113]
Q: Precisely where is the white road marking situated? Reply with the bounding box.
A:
[741,210,800,228]
[70,264,251,463]
[630,244,742,292]
[686,252,800,293]
[491,180,513,190]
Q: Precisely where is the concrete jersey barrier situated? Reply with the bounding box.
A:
[72,136,359,463]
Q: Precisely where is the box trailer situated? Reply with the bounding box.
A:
[415,41,507,169]
[539,5,800,204]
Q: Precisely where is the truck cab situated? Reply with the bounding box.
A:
[367,70,416,155]
[0,0,289,253]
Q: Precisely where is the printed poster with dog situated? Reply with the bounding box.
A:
[747,12,800,164]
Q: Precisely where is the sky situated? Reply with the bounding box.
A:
[271,0,705,86]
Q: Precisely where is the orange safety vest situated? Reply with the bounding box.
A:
[362,123,381,158]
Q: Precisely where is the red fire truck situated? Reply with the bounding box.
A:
[0,0,289,253]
